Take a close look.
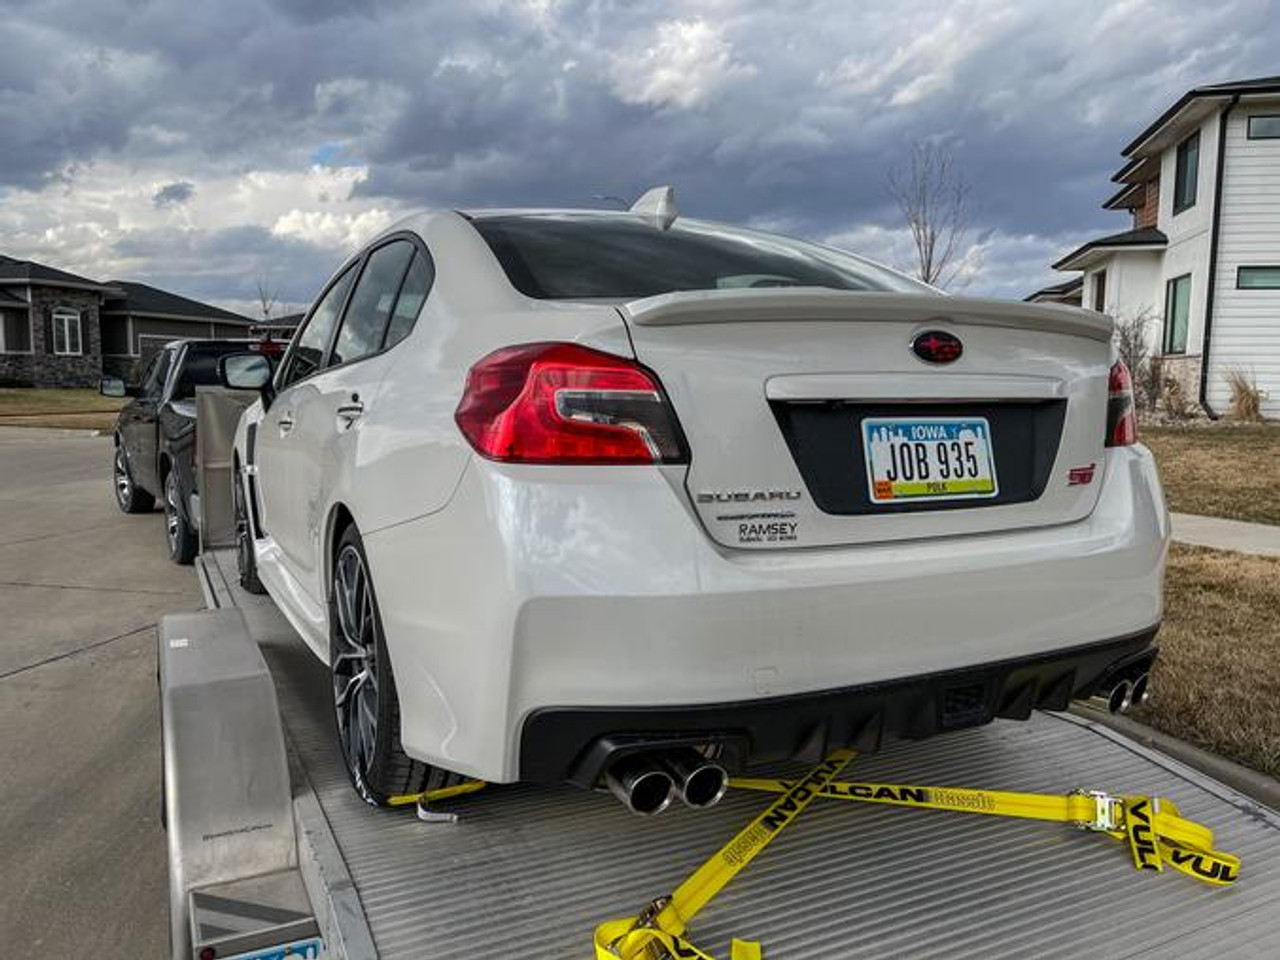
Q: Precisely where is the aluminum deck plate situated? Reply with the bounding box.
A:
[200,551,1280,959]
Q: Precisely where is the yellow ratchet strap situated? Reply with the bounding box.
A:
[594,748,857,960]
[387,779,487,808]
[731,776,1240,887]
[594,758,1239,959]
[389,756,1238,959]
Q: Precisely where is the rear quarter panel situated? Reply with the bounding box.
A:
[344,212,635,536]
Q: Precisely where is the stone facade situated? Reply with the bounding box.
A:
[0,288,104,387]
[101,355,143,380]
[1158,353,1203,410]
[0,313,37,385]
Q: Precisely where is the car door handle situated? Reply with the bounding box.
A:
[335,401,364,429]
[278,413,295,437]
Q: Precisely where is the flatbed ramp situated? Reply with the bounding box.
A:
[198,550,1280,959]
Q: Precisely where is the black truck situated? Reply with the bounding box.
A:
[102,338,283,563]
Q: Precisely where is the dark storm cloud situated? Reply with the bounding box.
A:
[112,224,340,305]
[2,0,1278,298]
[341,0,1279,241]
[152,181,195,207]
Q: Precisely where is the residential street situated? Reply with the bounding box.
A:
[0,427,202,955]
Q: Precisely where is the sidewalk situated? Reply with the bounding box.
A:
[1171,512,1280,557]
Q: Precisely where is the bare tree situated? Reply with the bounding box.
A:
[255,273,279,322]
[1113,310,1151,378]
[886,140,975,289]
[1114,310,1159,412]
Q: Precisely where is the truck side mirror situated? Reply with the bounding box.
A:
[218,353,276,408]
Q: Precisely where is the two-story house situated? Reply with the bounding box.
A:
[1043,76,1280,418]
[0,255,253,387]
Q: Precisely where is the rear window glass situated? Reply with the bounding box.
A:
[471,214,932,300]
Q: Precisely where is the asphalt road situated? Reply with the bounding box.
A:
[0,427,202,956]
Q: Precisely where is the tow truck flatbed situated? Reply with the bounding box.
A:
[195,548,1280,959]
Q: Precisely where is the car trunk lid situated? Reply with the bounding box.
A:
[618,288,1113,549]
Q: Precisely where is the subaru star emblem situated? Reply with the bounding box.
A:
[912,330,963,364]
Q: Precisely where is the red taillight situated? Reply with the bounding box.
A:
[1105,359,1137,447]
[454,342,689,464]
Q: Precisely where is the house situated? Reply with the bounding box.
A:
[1045,76,1280,417]
[0,256,252,387]
[99,281,255,377]
[1025,277,1083,306]
[253,311,304,341]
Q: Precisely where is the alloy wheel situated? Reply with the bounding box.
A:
[234,472,253,575]
[114,447,131,508]
[164,472,181,553]
[332,544,380,779]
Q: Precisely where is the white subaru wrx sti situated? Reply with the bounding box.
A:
[227,194,1167,813]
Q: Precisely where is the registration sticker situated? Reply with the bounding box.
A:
[863,417,998,503]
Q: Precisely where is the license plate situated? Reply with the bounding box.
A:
[225,938,323,960]
[862,417,998,503]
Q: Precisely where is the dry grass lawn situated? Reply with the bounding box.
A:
[1135,543,1280,778]
[1143,425,1280,525]
[0,388,123,431]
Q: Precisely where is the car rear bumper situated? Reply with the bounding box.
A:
[521,628,1157,785]
[364,444,1168,783]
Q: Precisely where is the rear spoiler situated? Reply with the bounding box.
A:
[620,288,1113,343]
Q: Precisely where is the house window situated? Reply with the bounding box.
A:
[52,309,83,356]
[1,311,33,353]
[1163,274,1191,355]
[1247,115,1280,140]
[1173,131,1199,214]
[1092,270,1107,312]
[1238,266,1280,289]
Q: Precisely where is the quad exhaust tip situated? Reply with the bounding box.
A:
[1106,679,1133,714]
[1130,672,1150,708]
[1087,672,1151,715]
[661,749,729,810]
[604,748,729,815]
[604,755,674,816]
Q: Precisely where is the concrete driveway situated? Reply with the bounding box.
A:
[0,427,202,956]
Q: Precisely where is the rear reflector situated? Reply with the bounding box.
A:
[455,342,689,464]
[1105,359,1137,447]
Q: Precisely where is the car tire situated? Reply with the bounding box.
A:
[113,441,154,514]
[233,464,266,595]
[329,525,460,807]
[163,469,198,565]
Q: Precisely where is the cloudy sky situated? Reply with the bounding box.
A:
[2,0,1277,316]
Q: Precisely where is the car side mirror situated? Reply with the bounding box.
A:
[99,376,127,398]
[219,353,276,408]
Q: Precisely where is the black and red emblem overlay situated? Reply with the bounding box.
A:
[911,330,963,364]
